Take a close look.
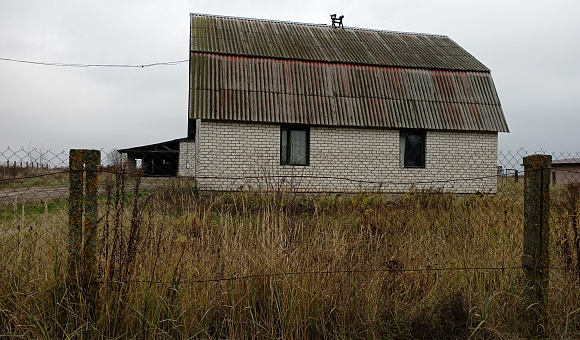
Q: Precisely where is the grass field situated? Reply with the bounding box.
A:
[0,166,69,189]
[1,175,580,338]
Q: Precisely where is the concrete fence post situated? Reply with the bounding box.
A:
[68,150,84,280]
[68,149,100,313]
[522,154,551,335]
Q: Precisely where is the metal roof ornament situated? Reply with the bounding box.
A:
[330,14,344,28]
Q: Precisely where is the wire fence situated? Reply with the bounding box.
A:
[1,146,580,338]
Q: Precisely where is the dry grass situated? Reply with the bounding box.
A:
[1,176,580,338]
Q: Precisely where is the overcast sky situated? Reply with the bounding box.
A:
[1,0,579,156]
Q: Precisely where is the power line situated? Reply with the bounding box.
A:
[0,57,187,68]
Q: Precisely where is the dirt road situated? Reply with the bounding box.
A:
[0,180,167,206]
[0,185,69,205]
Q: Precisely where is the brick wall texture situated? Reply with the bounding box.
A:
[178,140,196,176]
[179,121,498,193]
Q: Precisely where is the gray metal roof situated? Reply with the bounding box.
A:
[189,14,508,132]
[191,13,489,72]
[553,158,580,165]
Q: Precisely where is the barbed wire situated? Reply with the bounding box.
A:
[4,165,575,189]
[95,265,525,286]
[0,170,70,182]
[1,168,500,184]
[92,169,502,187]
[86,265,580,287]
[0,169,543,188]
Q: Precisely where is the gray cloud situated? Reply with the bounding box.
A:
[1,0,579,154]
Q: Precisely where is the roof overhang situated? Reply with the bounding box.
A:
[118,138,186,158]
[552,158,580,166]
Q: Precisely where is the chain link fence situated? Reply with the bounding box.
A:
[1,146,579,338]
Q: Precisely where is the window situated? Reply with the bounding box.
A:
[187,119,196,140]
[400,130,426,168]
[280,126,310,166]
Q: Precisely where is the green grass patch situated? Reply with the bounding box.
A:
[1,198,68,226]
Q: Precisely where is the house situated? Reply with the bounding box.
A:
[551,158,580,185]
[123,13,509,193]
[118,139,182,176]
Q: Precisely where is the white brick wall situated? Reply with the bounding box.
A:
[178,140,196,177]
[191,121,498,193]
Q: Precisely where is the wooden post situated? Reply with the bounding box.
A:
[68,149,100,317]
[522,154,551,335]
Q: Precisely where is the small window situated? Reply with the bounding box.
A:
[400,131,426,168]
[281,126,310,166]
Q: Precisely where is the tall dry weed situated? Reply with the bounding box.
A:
[2,175,580,338]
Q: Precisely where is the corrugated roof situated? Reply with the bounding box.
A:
[190,54,508,132]
[189,13,508,132]
[553,158,580,165]
[191,13,489,71]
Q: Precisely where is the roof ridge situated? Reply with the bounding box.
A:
[189,12,490,72]
[189,12,447,38]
